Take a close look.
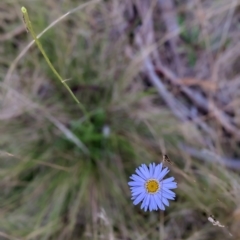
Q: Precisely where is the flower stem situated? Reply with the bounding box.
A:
[21,6,87,116]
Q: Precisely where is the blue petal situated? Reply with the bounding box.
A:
[151,195,157,210]
[128,181,144,187]
[130,174,145,182]
[163,182,177,189]
[131,186,145,192]
[154,194,160,210]
[152,195,158,210]
[144,194,150,211]
[133,191,146,205]
[153,164,160,178]
[131,190,142,198]
[162,177,175,184]
[152,163,156,171]
[149,196,154,211]
[162,188,176,196]
[140,194,148,209]
[155,194,165,210]
[161,197,169,207]
[141,164,150,178]
[149,163,154,176]
[150,163,156,176]
[148,195,152,212]
[131,187,145,196]
[161,191,175,200]
[160,200,165,210]
[158,167,169,181]
[130,187,141,192]
[136,169,147,180]
[139,165,149,179]
[159,163,163,172]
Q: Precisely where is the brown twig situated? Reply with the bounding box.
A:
[135,33,189,121]
[155,62,240,139]
[179,144,240,170]
[158,0,183,76]
[127,1,240,140]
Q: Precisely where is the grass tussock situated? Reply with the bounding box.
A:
[1,0,240,239]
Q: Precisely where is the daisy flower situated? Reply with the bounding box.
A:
[128,163,177,211]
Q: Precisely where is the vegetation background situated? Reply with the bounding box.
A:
[1,0,240,239]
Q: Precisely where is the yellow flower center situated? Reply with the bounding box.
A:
[145,179,160,194]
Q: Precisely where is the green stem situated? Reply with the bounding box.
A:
[21,6,87,116]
